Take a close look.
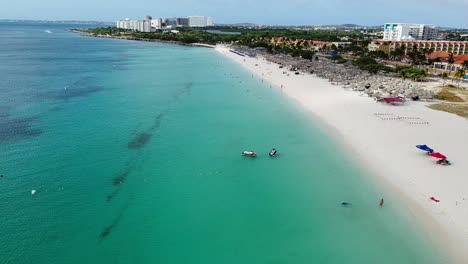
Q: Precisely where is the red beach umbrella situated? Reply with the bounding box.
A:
[429,152,447,159]
[383,97,403,103]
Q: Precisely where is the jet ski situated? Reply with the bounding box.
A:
[242,151,257,157]
[269,148,277,157]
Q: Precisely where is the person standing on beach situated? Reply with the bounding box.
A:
[380,198,384,207]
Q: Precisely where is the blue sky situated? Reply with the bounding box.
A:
[1,0,467,28]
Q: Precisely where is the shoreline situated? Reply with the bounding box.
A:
[215,45,468,263]
[69,30,216,48]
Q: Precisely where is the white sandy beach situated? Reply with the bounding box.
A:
[216,46,468,263]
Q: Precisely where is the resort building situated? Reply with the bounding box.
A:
[117,16,213,30]
[151,19,162,30]
[369,40,468,56]
[140,20,151,32]
[164,18,178,27]
[188,16,206,27]
[187,16,213,27]
[206,17,214,27]
[176,18,189,27]
[383,23,438,41]
[116,18,151,32]
[430,52,468,72]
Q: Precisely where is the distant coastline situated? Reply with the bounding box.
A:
[0,19,113,25]
[70,29,216,48]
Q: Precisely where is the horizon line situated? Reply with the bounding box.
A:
[1,18,467,29]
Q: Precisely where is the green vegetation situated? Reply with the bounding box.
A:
[83,26,366,46]
[395,66,429,81]
[454,68,467,84]
[342,40,370,56]
[297,49,315,60]
[85,27,122,35]
[84,27,241,45]
[447,52,455,74]
[389,44,406,61]
[453,60,467,87]
[428,103,468,118]
[83,27,324,58]
[440,72,449,85]
[209,26,365,41]
[131,30,233,45]
[434,86,465,102]
[353,57,392,73]
[406,46,433,66]
[368,50,388,59]
[463,60,468,69]
[445,85,468,93]
[430,86,468,117]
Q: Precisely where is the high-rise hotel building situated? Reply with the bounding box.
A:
[187,16,214,27]
[116,17,152,32]
[117,16,214,31]
[383,23,438,41]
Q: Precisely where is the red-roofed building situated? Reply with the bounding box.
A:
[433,54,468,72]
[427,51,451,60]
[454,55,468,65]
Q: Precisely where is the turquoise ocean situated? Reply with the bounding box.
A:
[0,22,447,263]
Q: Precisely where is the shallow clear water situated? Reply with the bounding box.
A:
[0,22,447,263]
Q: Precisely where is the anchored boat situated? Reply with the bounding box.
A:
[242,151,257,157]
[269,148,277,157]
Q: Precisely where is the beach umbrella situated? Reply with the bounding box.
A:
[416,145,434,153]
[429,152,447,160]
[383,97,403,103]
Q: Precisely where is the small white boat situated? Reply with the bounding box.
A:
[242,151,257,157]
[269,148,277,157]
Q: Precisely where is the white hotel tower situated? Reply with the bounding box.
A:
[116,17,152,32]
[187,16,214,27]
[383,23,438,41]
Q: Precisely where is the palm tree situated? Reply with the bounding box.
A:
[441,72,448,86]
[392,44,405,61]
[454,68,466,87]
[447,52,455,77]
[422,48,434,65]
[458,60,468,86]
[462,60,468,70]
